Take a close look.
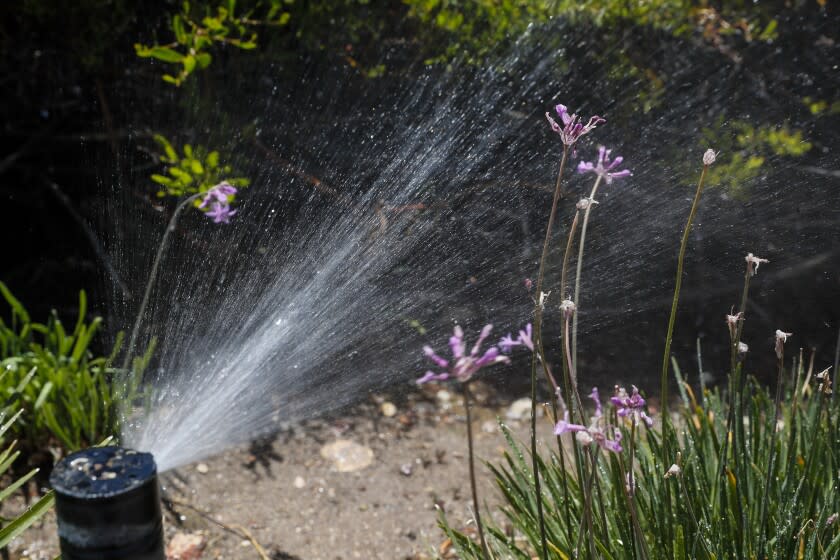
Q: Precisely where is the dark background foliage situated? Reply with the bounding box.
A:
[1,0,838,390]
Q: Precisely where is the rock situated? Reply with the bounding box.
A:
[320,439,374,472]
[400,463,413,476]
[506,397,537,420]
[293,476,306,489]
[166,531,206,560]
[380,402,397,417]
[436,390,452,406]
[481,420,497,433]
[195,463,209,474]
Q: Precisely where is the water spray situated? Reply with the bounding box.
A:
[50,446,165,560]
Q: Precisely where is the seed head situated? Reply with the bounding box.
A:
[745,253,769,276]
[560,299,576,320]
[726,311,743,339]
[774,330,792,360]
[703,149,718,166]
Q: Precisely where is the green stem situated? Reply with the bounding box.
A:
[573,447,600,559]
[121,193,203,374]
[529,146,569,560]
[623,420,651,560]
[711,263,752,519]
[463,382,490,560]
[757,347,786,558]
[559,210,581,421]
[660,164,709,422]
[571,175,603,377]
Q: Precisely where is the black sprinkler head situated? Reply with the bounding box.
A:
[50,446,165,560]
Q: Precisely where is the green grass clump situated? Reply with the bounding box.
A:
[0,409,55,548]
[0,282,124,452]
[439,363,840,559]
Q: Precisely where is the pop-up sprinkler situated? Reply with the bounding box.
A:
[50,446,164,560]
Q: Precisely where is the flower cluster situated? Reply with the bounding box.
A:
[554,388,623,453]
[577,146,632,184]
[611,385,654,427]
[499,323,534,353]
[417,325,510,384]
[545,104,605,148]
[554,386,654,453]
[199,181,238,224]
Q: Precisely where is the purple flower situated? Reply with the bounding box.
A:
[498,323,534,353]
[200,181,238,224]
[416,325,510,385]
[200,181,237,208]
[545,104,605,148]
[577,146,632,184]
[577,425,623,453]
[589,387,603,418]
[554,410,588,435]
[611,386,653,427]
[205,202,237,224]
[554,386,622,454]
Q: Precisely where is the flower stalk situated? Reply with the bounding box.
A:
[659,151,714,424]
[462,382,490,560]
[528,144,568,560]
[757,330,792,557]
[121,191,203,374]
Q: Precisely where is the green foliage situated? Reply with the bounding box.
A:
[0,283,121,452]
[135,0,292,85]
[404,0,781,65]
[440,367,840,559]
[0,410,54,548]
[150,134,250,202]
[701,120,812,197]
[405,0,556,64]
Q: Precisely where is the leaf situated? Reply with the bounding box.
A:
[134,43,153,57]
[162,74,180,85]
[0,283,30,325]
[0,491,55,548]
[168,167,193,184]
[196,52,212,69]
[182,54,197,75]
[153,134,178,162]
[0,467,38,502]
[147,46,186,63]
[151,174,174,186]
[206,151,220,169]
[172,14,188,44]
[34,381,53,410]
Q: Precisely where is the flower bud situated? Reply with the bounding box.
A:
[703,149,717,166]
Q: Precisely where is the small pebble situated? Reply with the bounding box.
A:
[506,397,539,420]
[294,476,306,489]
[320,440,374,472]
[195,463,209,474]
[381,402,397,417]
[400,463,413,476]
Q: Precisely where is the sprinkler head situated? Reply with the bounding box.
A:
[50,446,165,560]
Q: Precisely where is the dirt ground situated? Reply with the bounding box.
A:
[7,382,560,560]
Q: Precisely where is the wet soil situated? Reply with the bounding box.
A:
[6,383,558,560]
